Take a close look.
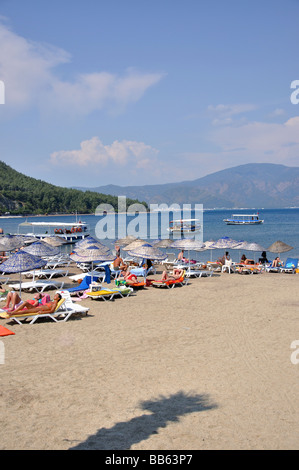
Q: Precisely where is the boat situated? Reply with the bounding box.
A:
[17,220,90,244]
[223,213,264,225]
[167,219,201,234]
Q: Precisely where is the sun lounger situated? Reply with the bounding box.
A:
[0,298,67,324]
[86,286,133,301]
[0,292,90,324]
[23,269,69,279]
[57,291,90,314]
[279,258,298,274]
[67,275,99,294]
[184,268,214,278]
[150,274,188,289]
[8,280,64,293]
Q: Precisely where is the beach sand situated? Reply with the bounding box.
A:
[0,265,299,450]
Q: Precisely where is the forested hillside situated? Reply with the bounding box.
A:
[0,161,145,214]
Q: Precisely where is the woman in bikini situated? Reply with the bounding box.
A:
[3,292,43,312]
[7,293,62,317]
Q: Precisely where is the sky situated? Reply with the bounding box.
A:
[0,0,299,189]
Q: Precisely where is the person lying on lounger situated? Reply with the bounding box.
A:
[161,268,184,281]
[7,293,62,317]
[3,292,43,312]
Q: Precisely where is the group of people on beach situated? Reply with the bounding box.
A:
[1,288,62,317]
[112,253,183,285]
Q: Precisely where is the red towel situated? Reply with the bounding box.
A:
[0,325,15,337]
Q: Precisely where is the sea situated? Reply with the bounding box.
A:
[1,208,299,264]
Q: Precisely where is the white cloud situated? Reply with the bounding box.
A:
[50,137,159,169]
[208,103,257,126]
[183,116,299,176]
[0,22,164,115]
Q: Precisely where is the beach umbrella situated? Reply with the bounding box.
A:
[267,240,293,258]
[170,238,206,270]
[152,238,173,248]
[233,241,266,263]
[22,241,60,281]
[126,243,167,261]
[0,249,47,295]
[0,235,25,252]
[122,239,148,251]
[23,241,59,258]
[211,237,242,249]
[21,235,39,245]
[70,245,115,282]
[115,235,137,246]
[42,236,66,247]
[126,243,167,277]
[75,236,109,251]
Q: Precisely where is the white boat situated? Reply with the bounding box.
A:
[17,220,89,244]
[223,213,264,225]
[167,219,201,234]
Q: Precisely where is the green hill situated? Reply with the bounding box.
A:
[0,161,146,215]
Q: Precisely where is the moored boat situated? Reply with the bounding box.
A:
[17,221,89,244]
[223,213,264,225]
[167,218,201,234]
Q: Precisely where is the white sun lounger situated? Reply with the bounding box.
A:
[23,269,69,280]
[184,268,215,278]
[9,280,64,293]
[0,293,89,324]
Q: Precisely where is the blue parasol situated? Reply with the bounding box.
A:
[23,241,60,257]
[70,245,115,283]
[0,250,47,295]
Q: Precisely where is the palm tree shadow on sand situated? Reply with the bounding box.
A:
[69,391,218,450]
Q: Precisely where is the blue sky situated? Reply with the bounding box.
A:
[0,0,299,188]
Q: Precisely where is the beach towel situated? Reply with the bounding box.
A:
[0,325,15,336]
[104,264,111,284]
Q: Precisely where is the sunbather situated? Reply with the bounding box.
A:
[272,257,283,267]
[7,293,62,317]
[161,268,184,281]
[178,250,188,263]
[258,251,268,264]
[113,254,127,271]
[3,292,43,312]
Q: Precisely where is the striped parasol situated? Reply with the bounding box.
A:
[0,235,25,252]
[126,243,167,261]
[0,250,47,295]
[122,239,148,252]
[70,245,115,282]
[115,235,137,246]
[23,241,59,257]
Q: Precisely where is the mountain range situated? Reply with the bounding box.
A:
[73,163,299,209]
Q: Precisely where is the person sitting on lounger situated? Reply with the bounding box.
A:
[3,292,43,312]
[7,293,62,317]
[161,268,184,281]
[119,265,138,286]
[272,256,283,267]
[218,251,230,265]
[113,254,127,271]
[178,250,188,263]
[258,251,268,264]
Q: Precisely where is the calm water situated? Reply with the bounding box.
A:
[1,208,299,263]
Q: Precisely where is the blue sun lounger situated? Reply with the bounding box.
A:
[279,258,298,273]
[67,275,99,293]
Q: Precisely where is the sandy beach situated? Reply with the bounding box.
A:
[0,265,299,450]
